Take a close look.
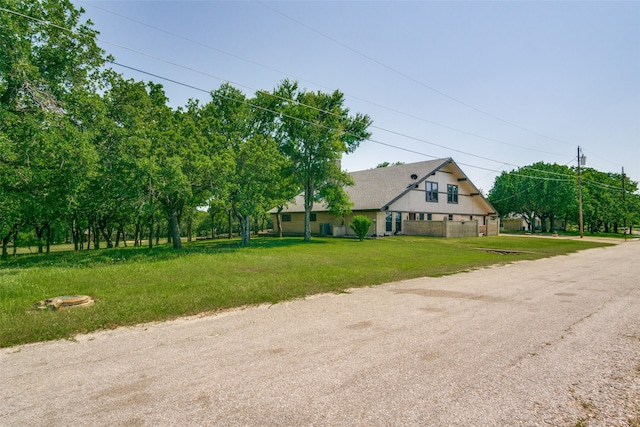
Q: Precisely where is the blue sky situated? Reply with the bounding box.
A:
[73,1,639,192]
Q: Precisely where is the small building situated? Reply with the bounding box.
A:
[272,158,499,238]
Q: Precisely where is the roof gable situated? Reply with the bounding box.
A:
[346,158,450,210]
[277,158,497,214]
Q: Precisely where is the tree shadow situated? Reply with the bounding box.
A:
[0,237,326,270]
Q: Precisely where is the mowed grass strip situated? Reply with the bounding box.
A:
[0,236,610,347]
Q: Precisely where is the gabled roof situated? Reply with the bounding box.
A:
[279,158,496,214]
[346,158,450,210]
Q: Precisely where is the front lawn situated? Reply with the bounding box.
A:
[0,236,610,347]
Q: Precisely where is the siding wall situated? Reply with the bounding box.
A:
[273,212,497,238]
[404,219,479,238]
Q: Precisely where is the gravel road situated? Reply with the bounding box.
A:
[2,239,639,426]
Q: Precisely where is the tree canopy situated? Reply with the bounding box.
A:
[1,1,637,256]
[488,162,638,234]
[0,2,375,252]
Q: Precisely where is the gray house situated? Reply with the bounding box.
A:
[273,158,499,238]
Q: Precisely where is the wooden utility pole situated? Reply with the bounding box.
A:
[622,167,627,240]
[577,146,584,238]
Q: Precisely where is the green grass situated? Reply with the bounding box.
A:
[0,236,611,348]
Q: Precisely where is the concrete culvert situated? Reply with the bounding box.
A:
[33,295,94,311]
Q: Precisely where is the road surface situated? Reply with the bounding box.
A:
[2,239,639,426]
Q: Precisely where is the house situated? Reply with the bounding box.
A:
[272,158,499,238]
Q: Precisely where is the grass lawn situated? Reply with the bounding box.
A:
[0,235,611,348]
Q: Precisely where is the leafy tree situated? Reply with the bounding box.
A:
[489,161,637,235]
[488,168,539,232]
[349,215,372,241]
[271,80,372,241]
[375,161,404,168]
[580,168,636,233]
[1,0,104,252]
[207,84,285,246]
[488,162,574,233]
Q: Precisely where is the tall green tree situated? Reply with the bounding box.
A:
[488,162,574,232]
[271,80,372,241]
[207,84,285,246]
[580,168,637,233]
[89,75,154,248]
[1,0,105,252]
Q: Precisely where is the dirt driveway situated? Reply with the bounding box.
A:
[2,239,639,426]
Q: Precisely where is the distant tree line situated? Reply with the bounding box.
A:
[488,162,639,234]
[0,0,372,255]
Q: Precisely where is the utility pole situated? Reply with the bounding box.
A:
[577,146,585,238]
[622,167,626,201]
[622,167,627,240]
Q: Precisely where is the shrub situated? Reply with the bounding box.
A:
[349,215,372,241]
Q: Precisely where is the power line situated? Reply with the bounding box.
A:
[86,36,531,170]
[0,4,585,174]
[258,1,575,147]
[77,1,572,159]
[2,5,628,190]
[107,61,506,178]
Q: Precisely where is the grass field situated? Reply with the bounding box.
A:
[0,235,611,348]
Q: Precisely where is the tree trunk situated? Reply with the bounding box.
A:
[101,227,113,248]
[71,216,79,251]
[45,224,53,254]
[148,215,154,249]
[93,223,100,249]
[86,218,91,250]
[35,225,44,253]
[210,210,215,239]
[231,203,250,246]
[134,222,140,247]
[187,217,193,242]
[277,207,283,238]
[2,231,10,258]
[242,216,250,245]
[303,182,314,241]
[119,224,127,247]
[167,209,182,249]
[228,209,232,239]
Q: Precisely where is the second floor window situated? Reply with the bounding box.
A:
[447,185,458,203]
[426,181,438,202]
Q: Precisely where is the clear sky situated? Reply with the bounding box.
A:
[72,0,639,193]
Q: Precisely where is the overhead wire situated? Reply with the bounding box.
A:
[111,61,500,175]
[77,1,572,159]
[257,1,575,147]
[258,2,628,175]
[1,5,628,190]
[8,6,526,171]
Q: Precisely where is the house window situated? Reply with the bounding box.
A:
[386,212,393,232]
[447,185,458,203]
[395,212,402,232]
[448,214,454,221]
[419,213,424,220]
[310,213,317,222]
[282,214,291,222]
[426,181,438,202]
[427,213,432,221]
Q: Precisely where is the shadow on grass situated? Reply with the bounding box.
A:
[0,237,326,270]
